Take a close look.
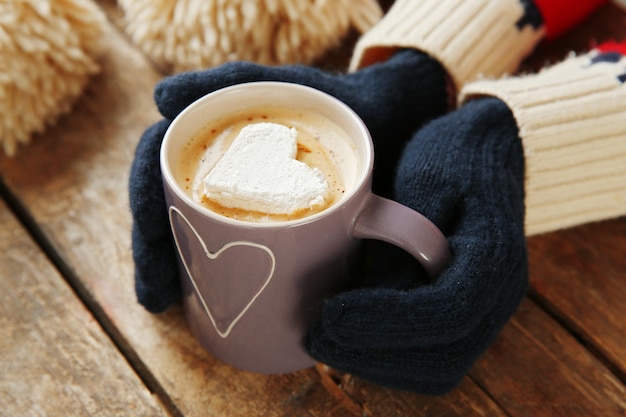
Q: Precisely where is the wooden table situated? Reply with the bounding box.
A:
[2,2,625,416]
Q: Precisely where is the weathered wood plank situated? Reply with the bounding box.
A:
[0,9,506,417]
[528,220,626,381]
[0,199,169,417]
[470,299,626,417]
[2,1,626,416]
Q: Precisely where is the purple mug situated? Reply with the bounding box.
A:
[160,82,450,374]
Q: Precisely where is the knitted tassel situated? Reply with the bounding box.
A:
[0,0,106,156]
[118,0,383,73]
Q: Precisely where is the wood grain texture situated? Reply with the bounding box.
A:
[0,200,168,417]
[0,1,625,416]
[0,10,504,417]
[528,220,626,382]
[470,299,626,417]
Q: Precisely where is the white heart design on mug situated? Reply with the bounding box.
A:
[169,206,276,338]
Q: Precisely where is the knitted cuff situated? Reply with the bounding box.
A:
[460,45,626,235]
[349,0,545,89]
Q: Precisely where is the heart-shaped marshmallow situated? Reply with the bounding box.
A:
[203,122,328,214]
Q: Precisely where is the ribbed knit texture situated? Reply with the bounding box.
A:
[307,98,528,394]
[349,0,545,89]
[129,119,181,313]
[460,48,626,235]
[130,50,448,312]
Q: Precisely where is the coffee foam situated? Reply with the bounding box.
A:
[202,122,329,214]
[177,106,360,222]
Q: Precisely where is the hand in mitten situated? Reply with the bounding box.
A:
[307,97,529,395]
[129,49,449,313]
[306,42,626,394]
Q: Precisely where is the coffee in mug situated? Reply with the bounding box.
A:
[173,105,359,223]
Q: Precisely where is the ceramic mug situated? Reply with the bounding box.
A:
[160,82,450,374]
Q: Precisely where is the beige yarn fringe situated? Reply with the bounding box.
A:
[118,0,383,73]
[0,0,106,156]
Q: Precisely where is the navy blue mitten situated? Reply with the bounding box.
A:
[129,49,448,313]
[129,119,181,312]
[306,97,528,394]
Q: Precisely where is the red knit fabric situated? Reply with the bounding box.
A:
[597,40,626,55]
[534,0,608,40]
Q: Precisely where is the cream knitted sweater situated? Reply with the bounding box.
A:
[350,0,624,235]
[461,48,626,235]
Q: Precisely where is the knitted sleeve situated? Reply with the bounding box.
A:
[349,0,608,90]
[460,43,626,235]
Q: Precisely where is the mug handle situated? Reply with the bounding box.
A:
[351,193,451,278]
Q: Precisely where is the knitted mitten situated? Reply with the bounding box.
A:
[307,97,528,395]
[130,50,449,313]
[306,42,626,394]
[129,119,181,312]
[460,42,626,234]
[350,0,608,91]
